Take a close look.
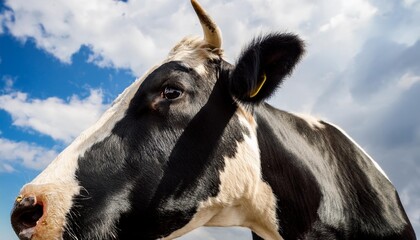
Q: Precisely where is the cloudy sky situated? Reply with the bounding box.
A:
[0,0,419,239]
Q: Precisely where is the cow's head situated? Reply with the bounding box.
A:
[11,1,304,239]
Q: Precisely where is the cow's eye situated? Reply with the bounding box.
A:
[162,87,183,100]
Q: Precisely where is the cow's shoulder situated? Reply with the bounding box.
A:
[254,103,414,239]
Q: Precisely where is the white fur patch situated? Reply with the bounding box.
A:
[165,36,222,77]
[292,112,325,129]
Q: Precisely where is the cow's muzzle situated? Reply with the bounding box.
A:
[10,183,76,240]
[11,195,44,240]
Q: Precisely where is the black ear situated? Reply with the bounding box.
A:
[229,33,305,103]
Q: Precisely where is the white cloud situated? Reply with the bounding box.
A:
[0,0,175,75]
[371,1,420,46]
[0,0,379,75]
[398,72,420,90]
[1,75,15,92]
[0,163,15,172]
[403,0,420,9]
[319,0,377,33]
[0,14,4,34]
[0,89,108,143]
[0,138,57,171]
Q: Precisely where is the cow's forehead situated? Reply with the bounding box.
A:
[166,36,223,75]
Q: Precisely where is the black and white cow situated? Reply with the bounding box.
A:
[11,1,416,240]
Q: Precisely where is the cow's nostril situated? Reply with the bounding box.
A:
[11,196,44,239]
[19,204,43,228]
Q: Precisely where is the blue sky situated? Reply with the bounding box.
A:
[0,0,419,239]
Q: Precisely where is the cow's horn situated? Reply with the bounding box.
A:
[191,0,222,49]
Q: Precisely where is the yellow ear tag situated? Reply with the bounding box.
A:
[250,73,267,98]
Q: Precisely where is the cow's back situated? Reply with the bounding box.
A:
[254,103,416,240]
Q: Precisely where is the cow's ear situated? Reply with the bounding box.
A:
[229,33,305,103]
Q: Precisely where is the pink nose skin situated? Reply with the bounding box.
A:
[11,195,44,240]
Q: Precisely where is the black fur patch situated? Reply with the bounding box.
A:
[229,33,305,103]
[255,104,322,239]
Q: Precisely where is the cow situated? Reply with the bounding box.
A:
[10,0,416,239]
